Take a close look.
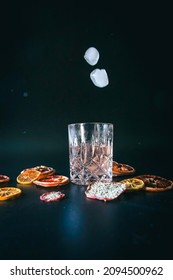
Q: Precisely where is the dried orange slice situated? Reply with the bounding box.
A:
[120,178,144,191]
[34,175,69,187]
[0,187,22,200]
[135,175,173,192]
[17,169,41,185]
[32,165,55,179]
[0,175,10,183]
[112,161,135,176]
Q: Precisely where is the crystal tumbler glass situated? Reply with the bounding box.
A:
[68,122,113,185]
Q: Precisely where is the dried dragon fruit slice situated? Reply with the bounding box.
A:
[40,191,65,202]
[85,181,126,202]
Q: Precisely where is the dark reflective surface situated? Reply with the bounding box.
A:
[0,152,173,260]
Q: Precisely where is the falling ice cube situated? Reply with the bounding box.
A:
[90,69,109,88]
[84,47,100,66]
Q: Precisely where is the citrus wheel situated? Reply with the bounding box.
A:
[120,178,144,191]
[32,165,55,179]
[0,187,22,200]
[0,175,10,183]
[34,175,69,187]
[40,191,65,202]
[112,161,135,176]
[135,175,173,192]
[17,169,41,185]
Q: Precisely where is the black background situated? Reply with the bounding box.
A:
[0,1,173,260]
[0,1,173,176]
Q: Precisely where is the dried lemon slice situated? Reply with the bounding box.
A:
[0,187,22,200]
[17,169,41,185]
[121,178,144,191]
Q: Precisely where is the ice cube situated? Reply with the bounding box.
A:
[90,69,109,88]
[84,47,99,66]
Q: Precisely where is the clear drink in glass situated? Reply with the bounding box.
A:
[68,122,113,185]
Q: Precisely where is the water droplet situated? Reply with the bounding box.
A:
[23,92,28,97]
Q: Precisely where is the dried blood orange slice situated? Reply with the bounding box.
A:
[34,175,69,187]
[0,175,10,183]
[40,191,65,202]
[112,161,135,176]
[33,165,55,179]
[17,169,41,185]
[0,187,22,200]
[135,175,173,192]
[85,181,126,202]
[120,178,144,191]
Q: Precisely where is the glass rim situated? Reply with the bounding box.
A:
[68,122,113,127]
